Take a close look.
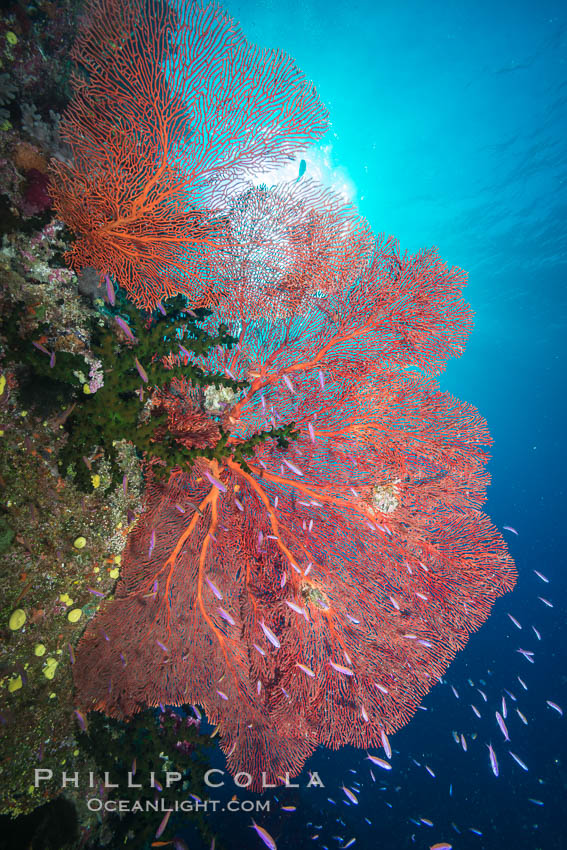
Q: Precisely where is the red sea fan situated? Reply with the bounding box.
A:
[74,234,515,787]
[151,378,222,451]
[49,0,328,309]
[210,180,375,320]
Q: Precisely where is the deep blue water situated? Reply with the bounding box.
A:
[178,0,566,848]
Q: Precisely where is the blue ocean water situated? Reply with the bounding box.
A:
[185,0,565,848]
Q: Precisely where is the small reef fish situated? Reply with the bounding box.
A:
[74,710,87,731]
[250,819,277,850]
[203,469,226,492]
[105,273,115,305]
[155,809,171,838]
[366,754,392,770]
[329,661,354,676]
[517,648,535,663]
[282,457,303,476]
[205,577,223,600]
[286,600,307,618]
[509,751,528,771]
[134,357,148,382]
[260,620,280,649]
[342,786,358,805]
[496,711,510,741]
[217,607,235,626]
[487,743,499,777]
[114,315,135,341]
[538,597,553,607]
[516,708,528,725]
[283,374,295,393]
[32,340,50,356]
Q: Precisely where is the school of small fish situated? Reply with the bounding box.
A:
[237,531,561,850]
[144,523,559,850]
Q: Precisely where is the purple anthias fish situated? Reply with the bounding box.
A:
[114,315,135,342]
[496,711,510,741]
[487,743,499,777]
[203,469,227,492]
[260,620,280,649]
[134,357,148,382]
[105,273,115,306]
[250,820,277,850]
